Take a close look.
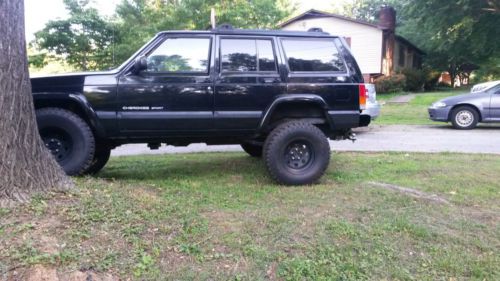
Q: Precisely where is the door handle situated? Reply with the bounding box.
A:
[262,77,280,84]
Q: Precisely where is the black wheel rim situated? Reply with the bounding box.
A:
[284,140,314,171]
[41,128,73,163]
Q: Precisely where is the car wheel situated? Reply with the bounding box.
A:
[450,106,479,130]
[263,120,330,185]
[36,108,95,176]
[241,143,263,157]
[83,146,111,175]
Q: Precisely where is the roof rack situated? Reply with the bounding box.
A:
[308,27,324,32]
[215,23,234,30]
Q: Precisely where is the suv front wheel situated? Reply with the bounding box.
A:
[83,146,111,175]
[36,108,95,176]
[263,121,330,185]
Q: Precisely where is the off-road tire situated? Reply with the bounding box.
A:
[450,106,479,130]
[241,143,263,157]
[83,146,111,175]
[263,120,330,185]
[36,108,95,176]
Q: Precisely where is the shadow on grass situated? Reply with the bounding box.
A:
[96,153,267,182]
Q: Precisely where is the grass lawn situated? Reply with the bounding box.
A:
[1,152,499,280]
[374,89,467,125]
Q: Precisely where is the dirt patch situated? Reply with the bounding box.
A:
[159,248,193,272]
[203,210,251,234]
[266,261,278,280]
[6,266,120,281]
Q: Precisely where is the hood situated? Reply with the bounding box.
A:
[30,70,117,79]
[438,92,488,105]
[30,70,118,93]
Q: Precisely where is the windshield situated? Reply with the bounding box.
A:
[471,81,500,93]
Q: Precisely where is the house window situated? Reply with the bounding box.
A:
[413,54,421,68]
[398,45,405,67]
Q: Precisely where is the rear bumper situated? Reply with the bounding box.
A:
[428,107,450,122]
[362,102,381,120]
[327,110,369,129]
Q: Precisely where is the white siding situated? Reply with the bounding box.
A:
[281,17,383,74]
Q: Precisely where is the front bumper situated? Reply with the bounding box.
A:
[428,107,451,122]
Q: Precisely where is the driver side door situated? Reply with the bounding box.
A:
[489,85,500,121]
[117,35,215,135]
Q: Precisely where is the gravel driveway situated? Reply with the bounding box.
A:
[111,124,500,156]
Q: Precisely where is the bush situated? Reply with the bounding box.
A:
[424,69,442,91]
[401,68,426,92]
[374,74,406,93]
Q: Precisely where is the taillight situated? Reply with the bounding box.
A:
[359,84,367,110]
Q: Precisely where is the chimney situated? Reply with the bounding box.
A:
[379,6,396,76]
[378,5,396,31]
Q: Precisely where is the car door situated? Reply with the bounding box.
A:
[488,85,500,120]
[117,35,215,134]
[214,36,284,131]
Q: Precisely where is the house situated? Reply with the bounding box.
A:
[279,7,425,82]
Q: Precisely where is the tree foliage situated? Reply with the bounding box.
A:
[34,0,116,70]
[32,0,292,71]
[399,0,500,85]
[344,0,500,86]
[341,0,403,24]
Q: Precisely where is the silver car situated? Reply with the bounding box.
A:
[428,81,500,129]
[362,83,381,120]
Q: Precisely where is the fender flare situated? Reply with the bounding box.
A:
[33,92,106,137]
[258,94,331,131]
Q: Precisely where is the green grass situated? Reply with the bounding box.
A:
[375,89,467,125]
[0,152,499,280]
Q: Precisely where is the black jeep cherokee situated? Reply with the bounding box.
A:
[31,27,370,185]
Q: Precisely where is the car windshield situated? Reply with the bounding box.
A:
[471,81,500,93]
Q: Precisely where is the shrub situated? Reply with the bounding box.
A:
[374,74,406,93]
[424,69,442,91]
[401,68,426,92]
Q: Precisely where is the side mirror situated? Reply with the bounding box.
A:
[132,56,148,74]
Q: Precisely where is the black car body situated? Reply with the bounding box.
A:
[31,27,369,185]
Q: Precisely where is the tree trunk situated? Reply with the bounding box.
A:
[448,63,458,88]
[0,0,72,205]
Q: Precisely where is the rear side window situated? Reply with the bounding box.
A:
[221,38,277,72]
[281,39,346,72]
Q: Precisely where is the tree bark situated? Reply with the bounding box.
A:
[0,0,73,205]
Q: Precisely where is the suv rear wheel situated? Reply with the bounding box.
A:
[241,143,263,157]
[263,121,330,185]
[36,108,95,176]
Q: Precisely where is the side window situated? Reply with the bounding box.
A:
[282,39,346,72]
[146,38,210,73]
[221,38,277,72]
[257,40,276,71]
[398,45,405,67]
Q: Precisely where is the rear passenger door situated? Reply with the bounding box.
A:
[214,36,284,131]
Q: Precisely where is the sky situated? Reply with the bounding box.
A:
[24,0,349,41]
